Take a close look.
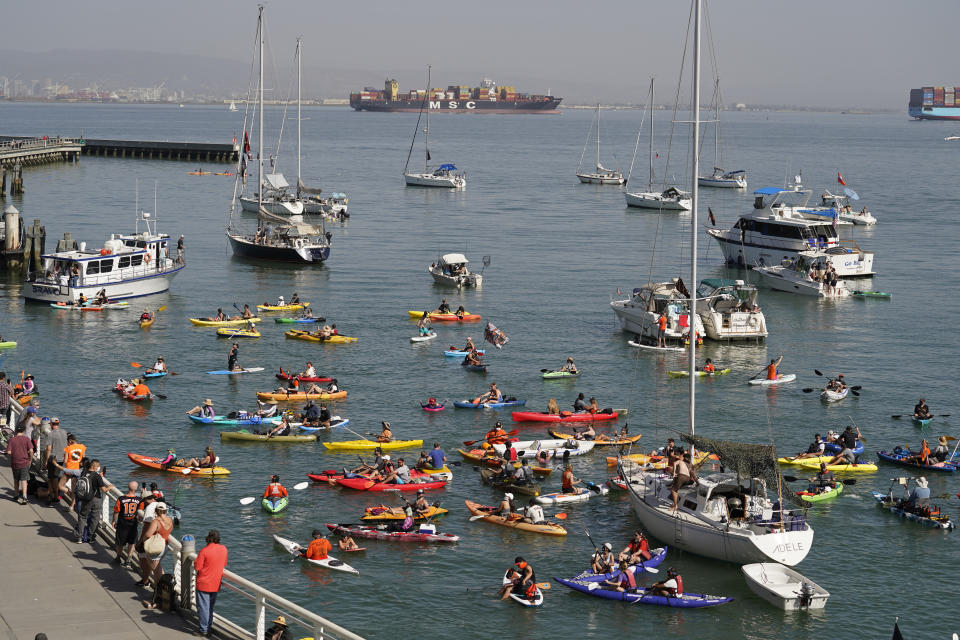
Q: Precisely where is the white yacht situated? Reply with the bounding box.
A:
[697,79,747,189]
[239,173,305,217]
[576,104,625,185]
[403,66,466,189]
[800,189,876,226]
[753,258,851,298]
[610,280,704,347]
[706,186,875,277]
[25,208,183,303]
[429,253,482,288]
[695,279,767,341]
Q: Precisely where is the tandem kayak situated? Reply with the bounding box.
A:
[553,577,733,608]
[284,330,358,344]
[207,368,265,375]
[458,449,552,475]
[335,476,447,492]
[796,483,844,503]
[534,485,609,505]
[747,374,797,386]
[548,430,642,447]
[326,523,459,543]
[512,411,618,423]
[50,301,129,311]
[274,317,322,324]
[216,328,260,338]
[542,370,581,379]
[408,310,482,322]
[464,500,567,536]
[219,430,317,443]
[876,449,959,473]
[568,547,669,581]
[444,349,486,357]
[257,302,311,312]
[127,453,230,476]
[820,388,848,403]
[667,368,731,378]
[361,506,448,521]
[323,439,422,451]
[454,399,525,409]
[256,390,347,401]
[187,414,282,426]
[275,369,334,383]
[189,317,262,327]
[871,491,955,529]
[262,496,289,513]
[272,535,359,574]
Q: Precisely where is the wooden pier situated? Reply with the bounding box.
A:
[0,137,83,167]
[0,135,239,164]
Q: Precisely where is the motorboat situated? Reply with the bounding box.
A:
[800,189,876,226]
[741,563,830,610]
[429,253,483,288]
[403,66,466,189]
[239,173,305,217]
[610,280,704,347]
[25,206,184,303]
[695,278,767,341]
[706,186,876,276]
[752,257,850,298]
[576,104,626,185]
[228,222,331,263]
[698,80,747,189]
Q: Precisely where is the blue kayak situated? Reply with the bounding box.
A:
[206,367,265,375]
[913,417,932,427]
[823,441,864,455]
[444,349,485,357]
[262,496,288,514]
[187,414,281,426]
[876,449,958,473]
[569,547,668,582]
[554,577,733,608]
[274,317,320,324]
[454,399,526,409]
[143,371,167,379]
[298,418,349,433]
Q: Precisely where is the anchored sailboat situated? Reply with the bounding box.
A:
[698,79,746,189]
[576,104,625,185]
[403,65,466,189]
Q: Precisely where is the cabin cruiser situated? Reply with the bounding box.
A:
[429,253,482,287]
[405,164,466,189]
[239,173,305,217]
[24,211,184,303]
[624,186,691,211]
[695,279,767,341]
[706,186,875,277]
[799,189,876,226]
[753,257,850,298]
[610,280,705,346]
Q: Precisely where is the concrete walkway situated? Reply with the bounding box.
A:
[0,463,236,640]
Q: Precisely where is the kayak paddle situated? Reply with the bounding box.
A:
[553,512,567,520]
[240,481,309,505]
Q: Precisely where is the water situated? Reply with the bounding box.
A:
[1,102,957,640]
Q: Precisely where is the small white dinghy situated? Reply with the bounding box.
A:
[535,484,609,505]
[628,340,686,353]
[410,331,438,343]
[741,562,829,610]
[748,374,797,386]
[820,387,848,403]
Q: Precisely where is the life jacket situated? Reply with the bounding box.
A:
[703,363,715,373]
[920,440,930,464]
[202,406,215,418]
[507,446,518,462]
[486,429,507,444]
[767,364,777,380]
[621,568,637,590]
[673,575,684,595]
[265,483,287,498]
[524,582,538,599]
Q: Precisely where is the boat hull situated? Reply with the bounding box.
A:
[698,176,747,189]
[577,172,625,185]
[624,191,691,210]
[352,97,562,113]
[238,195,304,216]
[741,563,830,610]
[24,266,184,303]
[404,173,465,188]
[610,299,705,344]
[706,229,875,277]
[227,234,330,264]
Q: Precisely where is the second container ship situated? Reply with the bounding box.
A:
[909,86,960,120]
[350,77,562,113]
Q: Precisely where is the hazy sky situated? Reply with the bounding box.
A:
[5,0,958,107]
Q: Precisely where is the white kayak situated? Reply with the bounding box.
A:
[206,367,266,375]
[493,439,596,459]
[272,534,359,575]
[410,332,438,343]
[627,340,686,353]
[819,387,848,403]
[534,485,609,505]
[748,374,797,386]
[503,571,544,607]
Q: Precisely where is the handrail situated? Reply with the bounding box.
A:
[0,137,84,154]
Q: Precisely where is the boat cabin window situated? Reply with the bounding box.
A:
[86,260,99,274]
[753,196,765,209]
[130,255,144,267]
[118,256,131,268]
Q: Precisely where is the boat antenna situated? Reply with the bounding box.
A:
[688,0,701,452]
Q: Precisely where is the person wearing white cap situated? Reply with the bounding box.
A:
[907,477,931,509]
[591,542,616,574]
[496,492,515,517]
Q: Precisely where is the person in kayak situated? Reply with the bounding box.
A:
[604,561,639,592]
[299,306,314,319]
[140,310,153,323]
[416,313,431,336]
[572,393,588,412]
[436,299,451,314]
[574,424,596,441]
[300,399,320,427]
[499,557,536,601]
[93,289,108,305]
[560,357,578,374]
[455,305,466,319]
[463,349,484,367]
[301,530,331,560]
[808,463,836,494]
[906,439,932,466]
[591,542,616,574]
[145,356,166,375]
[158,449,177,470]
[264,475,288,501]
[619,530,652,564]
[186,398,216,418]
[790,434,826,460]
[824,425,860,466]
[586,397,600,414]
[297,362,316,379]
[227,343,241,371]
[914,399,932,420]
[650,568,683,597]
[485,422,509,445]
[376,421,393,443]
[424,443,445,470]
[472,381,501,405]
[256,399,278,418]
[290,293,301,305]
[547,398,560,415]
[337,533,359,552]
[228,304,254,321]
[266,414,293,438]
[561,465,577,494]
[513,459,535,485]
[656,311,668,348]
[495,492,516,517]
[186,446,216,469]
[521,498,544,524]
[702,358,716,374]
[129,379,151,399]
[413,489,432,516]
[380,457,412,485]
[826,374,846,393]
[202,308,227,322]
[275,295,286,307]
[932,436,951,463]
[906,477,931,509]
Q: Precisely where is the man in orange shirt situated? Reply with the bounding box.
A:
[194,529,228,636]
[58,433,86,507]
[263,475,288,499]
[657,312,668,348]
[130,379,151,399]
[302,530,331,560]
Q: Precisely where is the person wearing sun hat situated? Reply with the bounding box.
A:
[907,477,931,510]
[186,398,215,419]
[264,614,292,640]
[932,436,951,462]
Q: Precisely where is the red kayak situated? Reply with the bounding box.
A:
[307,470,344,483]
[511,411,618,423]
[336,477,447,492]
[276,369,333,383]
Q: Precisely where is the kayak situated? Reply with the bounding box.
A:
[777,455,833,466]
[297,418,349,433]
[216,328,260,338]
[262,496,289,513]
[187,414,282,426]
[667,368,731,378]
[189,317,262,327]
[408,310,482,322]
[120,392,153,402]
[572,548,670,581]
[143,371,167,379]
[257,302,311,312]
[127,453,230,476]
[494,439,596,459]
[284,330,358,344]
[308,470,347,483]
[453,399,526,409]
[534,485,609,505]
[421,403,445,412]
[503,572,544,607]
[851,290,892,299]
[913,417,932,427]
[796,483,844,503]
[548,430,642,447]
[479,467,541,496]
[554,577,733,608]
[361,506,448,521]
[627,340,686,353]
[325,523,460,544]
[274,317,321,323]
[823,441,865,455]
[323,439,422,451]
[256,390,347,401]
[207,368,265,375]
[794,460,878,472]
[542,370,581,379]
[272,535,359,574]
[275,371,334,383]
[871,491,955,529]
[458,449,552,475]
[335,476,447,492]
[512,411,618,423]
[876,449,959,473]
[464,500,567,536]
[411,332,438,343]
[0,341,17,348]
[50,302,129,311]
[139,316,155,329]
[820,388,848,403]
[747,374,797,386]
[219,430,318,443]
[461,363,487,373]
[444,349,486,357]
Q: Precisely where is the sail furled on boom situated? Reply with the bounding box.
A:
[681,434,780,488]
[297,178,322,195]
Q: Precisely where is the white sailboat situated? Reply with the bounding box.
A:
[621,0,814,567]
[403,65,466,189]
[229,101,238,112]
[576,104,625,185]
[698,79,746,189]
[624,78,691,211]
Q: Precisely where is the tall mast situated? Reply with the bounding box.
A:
[713,78,720,168]
[297,37,302,194]
[596,103,601,169]
[648,78,655,191]
[424,65,431,172]
[257,5,264,212]
[688,0,702,439]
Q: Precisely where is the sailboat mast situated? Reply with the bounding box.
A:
[596,103,601,170]
[297,37,302,194]
[257,6,264,212]
[648,79,655,191]
[713,78,720,168]
[425,65,431,173]
[688,0,701,438]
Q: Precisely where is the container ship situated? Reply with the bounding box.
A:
[350,78,562,113]
[909,86,960,120]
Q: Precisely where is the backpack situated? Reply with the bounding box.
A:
[75,472,95,502]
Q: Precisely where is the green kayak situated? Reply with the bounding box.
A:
[667,368,731,378]
[542,370,581,379]
[262,496,289,513]
[851,290,892,299]
[220,430,317,443]
[797,482,843,503]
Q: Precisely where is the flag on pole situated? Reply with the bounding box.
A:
[708,207,716,226]
[837,172,846,186]
[243,131,251,155]
[426,150,431,162]
[484,321,509,349]
[832,210,839,231]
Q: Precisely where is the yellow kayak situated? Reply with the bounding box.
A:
[257,302,310,312]
[778,455,833,466]
[256,390,348,402]
[189,317,262,327]
[795,460,878,472]
[216,327,260,338]
[607,450,716,467]
[284,330,357,344]
[323,439,422,451]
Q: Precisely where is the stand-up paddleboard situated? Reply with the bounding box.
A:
[747,374,797,386]
[411,332,438,343]
[627,340,685,353]
[206,367,265,375]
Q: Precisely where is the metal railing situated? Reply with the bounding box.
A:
[0,137,84,154]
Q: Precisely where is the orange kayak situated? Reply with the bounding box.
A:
[127,453,230,476]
